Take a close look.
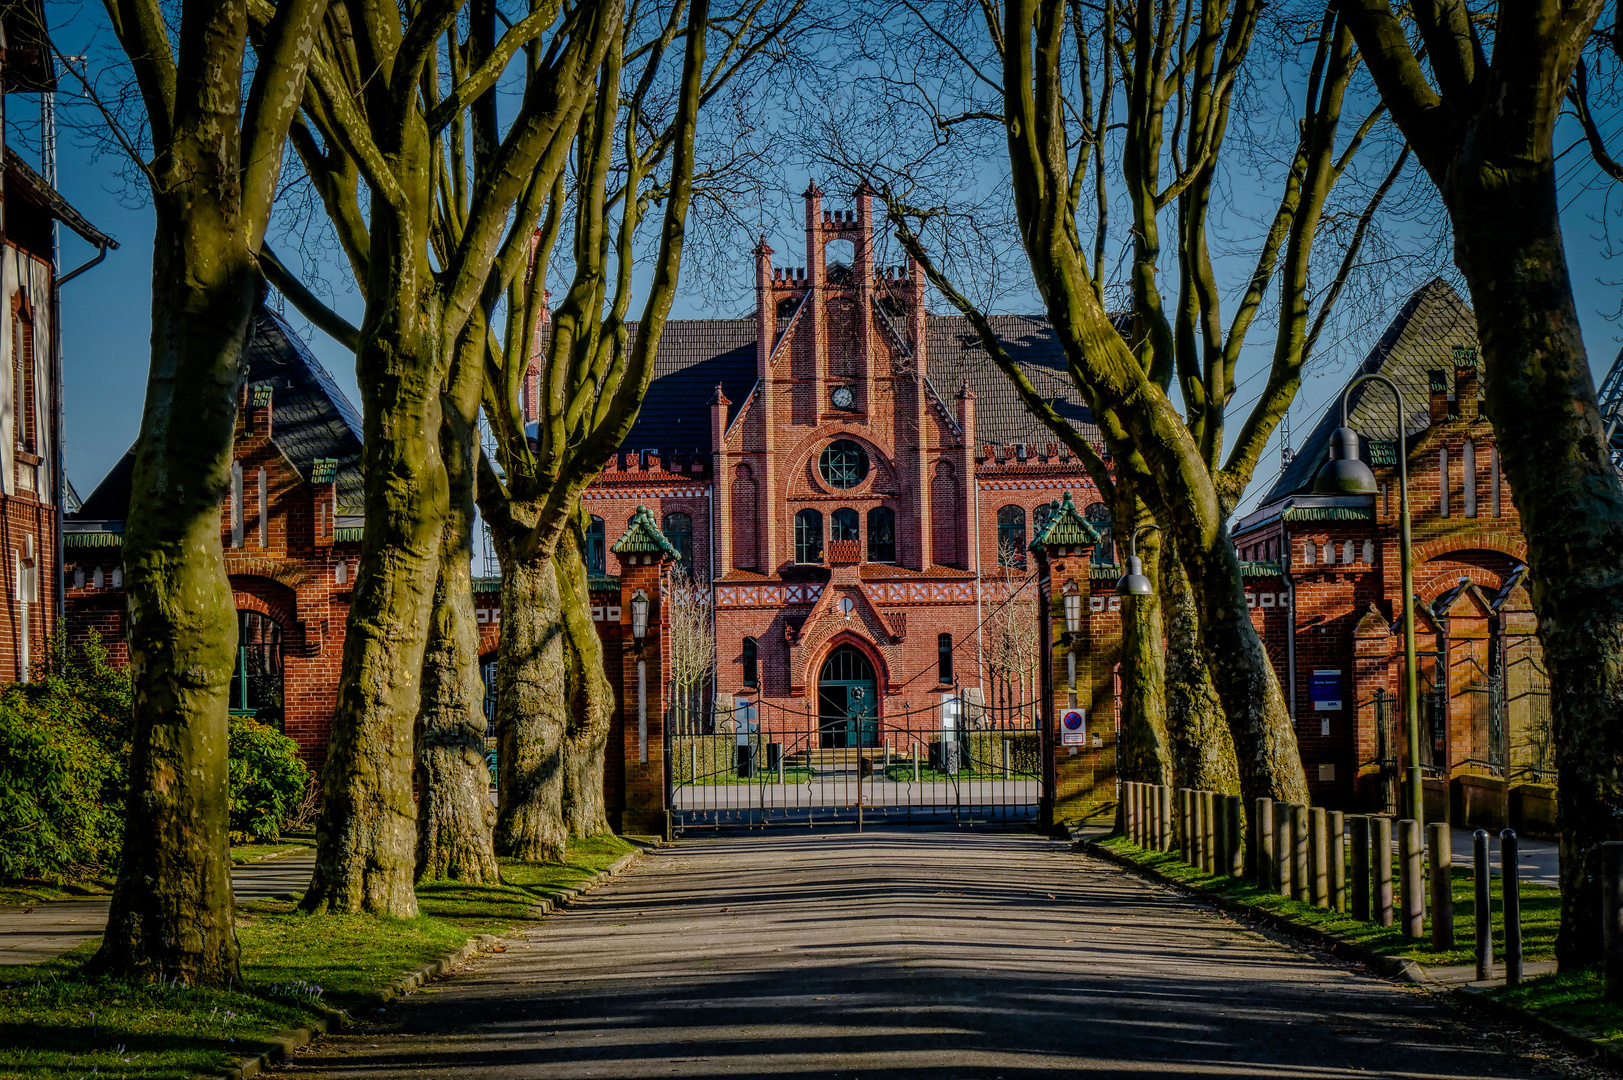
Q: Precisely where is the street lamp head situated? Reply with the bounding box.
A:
[1312,426,1378,496]
[1114,555,1154,597]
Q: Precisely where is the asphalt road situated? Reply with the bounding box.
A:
[274,831,1598,1079]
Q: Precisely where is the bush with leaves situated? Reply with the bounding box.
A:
[0,633,131,880]
[227,717,309,843]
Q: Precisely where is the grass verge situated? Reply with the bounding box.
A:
[1094,834,1559,967]
[0,832,639,1080]
[1487,969,1623,1046]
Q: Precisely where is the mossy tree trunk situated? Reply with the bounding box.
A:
[415,331,498,883]
[1339,0,1623,968]
[1115,487,1172,789]
[557,521,614,838]
[1162,535,1240,793]
[90,0,327,986]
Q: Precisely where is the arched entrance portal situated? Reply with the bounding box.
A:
[818,644,878,749]
[229,610,284,730]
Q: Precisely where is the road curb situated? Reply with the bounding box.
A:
[200,844,653,1080]
[1450,984,1623,1070]
[1078,838,1425,983]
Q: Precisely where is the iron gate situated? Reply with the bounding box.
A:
[667,693,1045,829]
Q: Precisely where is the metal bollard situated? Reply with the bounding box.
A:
[1428,821,1454,949]
[1473,829,1492,981]
[1292,805,1311,904]
[1349,815,1371,921]
[1310,807,1329,908]
[1373,816,1394,927]
[1274,806,1293,897]
[1227,795,1245,878]
[1158,786,1172,852]
[1207,789,1220,870]
[1503,829,1522,985]
[1399,819,1424,939]
[1329,811,1346,913]
[1605,842,1623,1001]
[1255,798,1275,889]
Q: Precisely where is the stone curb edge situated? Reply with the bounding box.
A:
[201,839,663,1080]
[1450,983,1623,1070]
[1077,838,1425,983]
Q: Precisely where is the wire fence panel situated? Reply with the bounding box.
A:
[668,695,1045,830]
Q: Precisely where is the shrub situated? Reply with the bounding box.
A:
[228,717,309,843]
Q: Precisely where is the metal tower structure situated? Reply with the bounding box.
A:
[1597,342,1623,474]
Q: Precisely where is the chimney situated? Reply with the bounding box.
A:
[1428,370,1450,426]
[1454,344,1479,422]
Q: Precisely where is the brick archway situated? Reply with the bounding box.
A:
[803,629,891,710]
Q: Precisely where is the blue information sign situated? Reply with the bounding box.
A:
[1310,669,1342,711]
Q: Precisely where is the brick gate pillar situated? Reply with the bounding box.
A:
[612,506,681,838]
[1028,492,1104,831]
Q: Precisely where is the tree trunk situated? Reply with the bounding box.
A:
[1162,536,1241,793]
[557,519,614,838]
[1448,160,1623,969]
[90,190,253,987]
[1116,496,1173,788]
[491,501,569,864]
[304,299,446,916]
[414,545,499,883]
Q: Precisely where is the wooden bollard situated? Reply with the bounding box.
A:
[1291,805,1310,904]
[1158,785,1172,852]
[1473,829,1492,981]
[1428,821,1454,949]
[1273,806,1292,897]
[1310,807,1329,908]
[1179,789,1193,863]
[1349,815,1371,920]
[1254,798,1275,889]
[1605,842,1623,1001]
[1329,810,1346,913]
[1399,819,1424,939]
[1202,791,1218,873]
[1373,816,1394,927]
[1226,795,1245,878]
[1132,783,1143,845]
[1211,791,1228,875]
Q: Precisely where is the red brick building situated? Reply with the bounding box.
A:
[0,2,116,684]
[1233,279,1549,829]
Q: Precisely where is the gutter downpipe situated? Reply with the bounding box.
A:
[1281,500,1297,724]
[53,239,112,633]
[972,463,984,688]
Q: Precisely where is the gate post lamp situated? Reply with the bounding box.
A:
[1114,524,1160,597]
[630,588,650,653]
[1311,373,1422,824]
[1062,580,1082,639]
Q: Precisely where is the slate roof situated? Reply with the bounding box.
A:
[72,303,365,525]
[615,313,1098,453]
[1260,278,1479,505]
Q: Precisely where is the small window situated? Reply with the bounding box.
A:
[1084,502,1114,564]
[997,505,1026,566]
[831,507,859,542]
[938,633,954,684]
[867,506,896,563]
[663,512,693,574]
[1033,502,1055,537]
[742,637,758,687]
[230,610,285,730]
[794,508,824,564]
[818,439,869,489]
[586,515,606,574]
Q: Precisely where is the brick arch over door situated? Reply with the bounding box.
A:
[803,629,893,705]
[229,575,303,653]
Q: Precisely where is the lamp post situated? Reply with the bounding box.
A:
[1114,524,1160,597]
[1311,374,1422,824]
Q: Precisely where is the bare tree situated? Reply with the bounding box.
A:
[667,570,716,735]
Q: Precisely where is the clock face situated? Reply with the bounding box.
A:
[832,385,855,409]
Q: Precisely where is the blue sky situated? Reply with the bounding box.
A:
[35,1,1623,518]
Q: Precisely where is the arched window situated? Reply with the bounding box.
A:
[1084,502,1114,564]
[997,505,1026,565]
[230,610,284,730]
[776,296,799,320]
[742,637,758,687]
[831,507,859,542]
[1033,502,1055,537]
[794,509,824,564]
[938,633,954,684]
[867,506,896,563]
[819,439,869,489]
[585,515,606,574]
[663,512,693,574]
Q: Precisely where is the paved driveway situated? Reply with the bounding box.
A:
[276,831,1591,1079]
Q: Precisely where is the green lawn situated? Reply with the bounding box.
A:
[228,833,317,866]
[0,836,318,906]
[0,833,639,1080]
[1490,969,1623,1044]
[1095,834,1560,967]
